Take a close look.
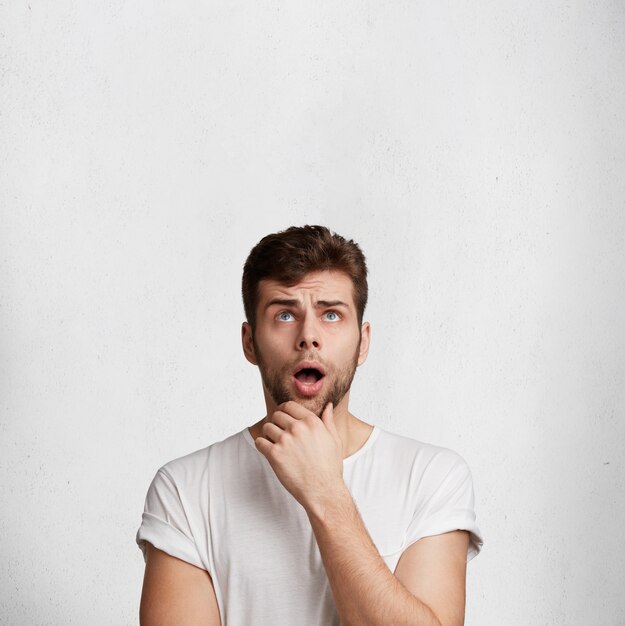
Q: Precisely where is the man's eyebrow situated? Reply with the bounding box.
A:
[264,298,350,309]
[315,300,350,309]
[264,298,300,309]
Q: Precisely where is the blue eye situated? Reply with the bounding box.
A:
[323,311,340,322]
[277,311,294,322]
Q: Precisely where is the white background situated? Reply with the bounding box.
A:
[2,1,624,624]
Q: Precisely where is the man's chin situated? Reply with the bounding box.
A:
[272,392,326,418]
[291,394,325,417]
[302,399,326,418]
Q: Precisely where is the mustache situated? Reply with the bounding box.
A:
[285,354,329,372]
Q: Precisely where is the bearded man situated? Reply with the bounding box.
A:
[136,225,483,626]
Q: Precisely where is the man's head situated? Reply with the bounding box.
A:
[241,226,370,417]
[242,225,368,332]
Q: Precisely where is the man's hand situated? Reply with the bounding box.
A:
[254,401,345,511]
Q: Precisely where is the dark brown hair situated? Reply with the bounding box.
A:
[242,225,368,329]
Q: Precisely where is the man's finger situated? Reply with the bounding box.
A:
[321,402,339,440]
[279,400,316,420]
[254,436,272,456]
[262,421,284,443]
[271,410,297,429]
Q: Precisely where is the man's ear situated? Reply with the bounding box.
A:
[357,321,371,366]
[242,322,258,365]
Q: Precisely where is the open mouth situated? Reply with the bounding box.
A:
[294,367,325,384]
[292,365,325,397]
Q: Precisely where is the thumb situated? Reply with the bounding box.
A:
[322,402,340,440]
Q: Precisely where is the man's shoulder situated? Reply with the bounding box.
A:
[156,427,249,482]
[375,426,470,473]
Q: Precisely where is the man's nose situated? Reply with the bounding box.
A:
[297,315,320,350]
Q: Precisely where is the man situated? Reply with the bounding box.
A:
[136,225,483,625]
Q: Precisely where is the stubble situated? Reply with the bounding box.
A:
[253,336,361,417]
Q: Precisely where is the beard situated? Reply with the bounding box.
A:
[253,336,361,418]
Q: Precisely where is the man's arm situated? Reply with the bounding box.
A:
[140,542,221,626]
[306,483,469,626]
[254,401,471,625]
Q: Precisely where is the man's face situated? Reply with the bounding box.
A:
[242,270,370,417]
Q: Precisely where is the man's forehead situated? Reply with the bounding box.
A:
[258,270,354,300]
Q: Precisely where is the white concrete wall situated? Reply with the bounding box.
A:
[2,1,624,624]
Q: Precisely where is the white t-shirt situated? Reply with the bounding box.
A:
[136,425,483,625]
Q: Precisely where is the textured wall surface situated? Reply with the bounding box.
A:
[2,1,624,624]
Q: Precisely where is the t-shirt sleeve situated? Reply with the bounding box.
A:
[404,451,484,561]
[135,467,206,571]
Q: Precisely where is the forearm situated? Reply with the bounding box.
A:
[305,483,441,626]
